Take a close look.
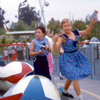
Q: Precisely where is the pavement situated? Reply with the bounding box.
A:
[53,75,100,100]
[0,55,100,100]
[52,54,100,100]
[0,71,100,100]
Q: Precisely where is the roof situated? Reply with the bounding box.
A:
[6,30,35,35]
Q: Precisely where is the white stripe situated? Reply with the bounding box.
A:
[11,76,33,95]
[89,42,100,44]
[40,77,61,100]
[0,62,22,77]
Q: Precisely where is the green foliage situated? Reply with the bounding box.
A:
[1,37,5,44]
[31,21,36,30]
[47,18,61,34]
[10,21,33,31]
[0,39,13,44]
[91,21,100,40]
[72,20,88,41]
[40,23,45,28]
[0,7,5,28]
[18,4,40,25]
[0,28,6,35]
[72,20,86,30]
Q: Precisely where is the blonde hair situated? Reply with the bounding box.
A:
[61,18,72,28]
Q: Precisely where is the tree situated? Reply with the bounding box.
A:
[91,21,100,40]
[0,28,6,35]
[10,21,33,31]
[72,20,86,30]
[0,7,5,28]
[85,14,91,22]
[47,18,61,34]
[85,14,100,40]
[18,2,40,25]
[72,20,87,42]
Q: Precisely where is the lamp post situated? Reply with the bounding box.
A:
[38,0,49,29]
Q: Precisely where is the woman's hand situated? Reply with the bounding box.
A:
[53,34,59,43]
[45,45,49,50]
[79,17,97,35]
[45,42,52,52]
[91,17,97,25]
[39,49,46,54]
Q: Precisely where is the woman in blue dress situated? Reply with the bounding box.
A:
[53,18,96,100]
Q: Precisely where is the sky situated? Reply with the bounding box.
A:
[0,0,100,26]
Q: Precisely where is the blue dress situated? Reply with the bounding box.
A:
[59,30,92,80]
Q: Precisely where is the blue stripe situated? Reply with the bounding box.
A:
[20,76,52,100]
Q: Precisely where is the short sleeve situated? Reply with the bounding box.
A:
[72,30,81,37]
[60,34,68,40]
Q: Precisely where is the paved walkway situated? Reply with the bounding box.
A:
[52,54,100,100]
[53,75,100,100]
[0,54,100,100]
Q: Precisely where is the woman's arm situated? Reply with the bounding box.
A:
[53,34,62,51]
[79,18,96,35]
[58,46,61,58]
[30,40,45,56]
[46,42,52,52]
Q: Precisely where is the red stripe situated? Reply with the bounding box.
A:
[0,44,26,46]
[0,42,90,46]
[78,42,89,44]
[6,62,33,84]
[0,93,22,100]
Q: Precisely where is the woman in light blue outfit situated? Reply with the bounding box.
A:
[53,18,96,100]
[30,26,52,80]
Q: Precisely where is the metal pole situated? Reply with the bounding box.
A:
[38,0,47,29]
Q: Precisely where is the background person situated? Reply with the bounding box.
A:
[82,37,91,48]
[12,40,17,60]
[45,29,53,75]
[16,40,24,61]
[8,42,12,62]
[8,47,16,61]
[3,47,8,65]
[23,41,27,61]
[90,35,99,59]
[26,39,31,60]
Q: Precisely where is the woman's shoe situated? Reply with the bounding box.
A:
[62,92,74,98]
[58,72,63,80]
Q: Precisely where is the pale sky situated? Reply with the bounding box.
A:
[0,0,100,26]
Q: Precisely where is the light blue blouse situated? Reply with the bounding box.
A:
[32,37,49,58]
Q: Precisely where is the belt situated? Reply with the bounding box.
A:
[64,50,78,53]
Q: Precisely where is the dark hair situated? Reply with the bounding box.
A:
[27,39,30,42]
[88,37,91,40]
[35,26,46,36]
[13,40,15,42]
[23,41,26,43]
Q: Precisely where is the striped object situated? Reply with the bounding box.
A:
[2,75,61,100]
[0,61,34,91]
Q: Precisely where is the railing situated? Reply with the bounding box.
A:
[0,43,33,66]
[79,42,100,80]
[0,42,100,80]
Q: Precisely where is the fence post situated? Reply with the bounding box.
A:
[97,45,99,59]
[26,45,29,62]
[90,44,94,79]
